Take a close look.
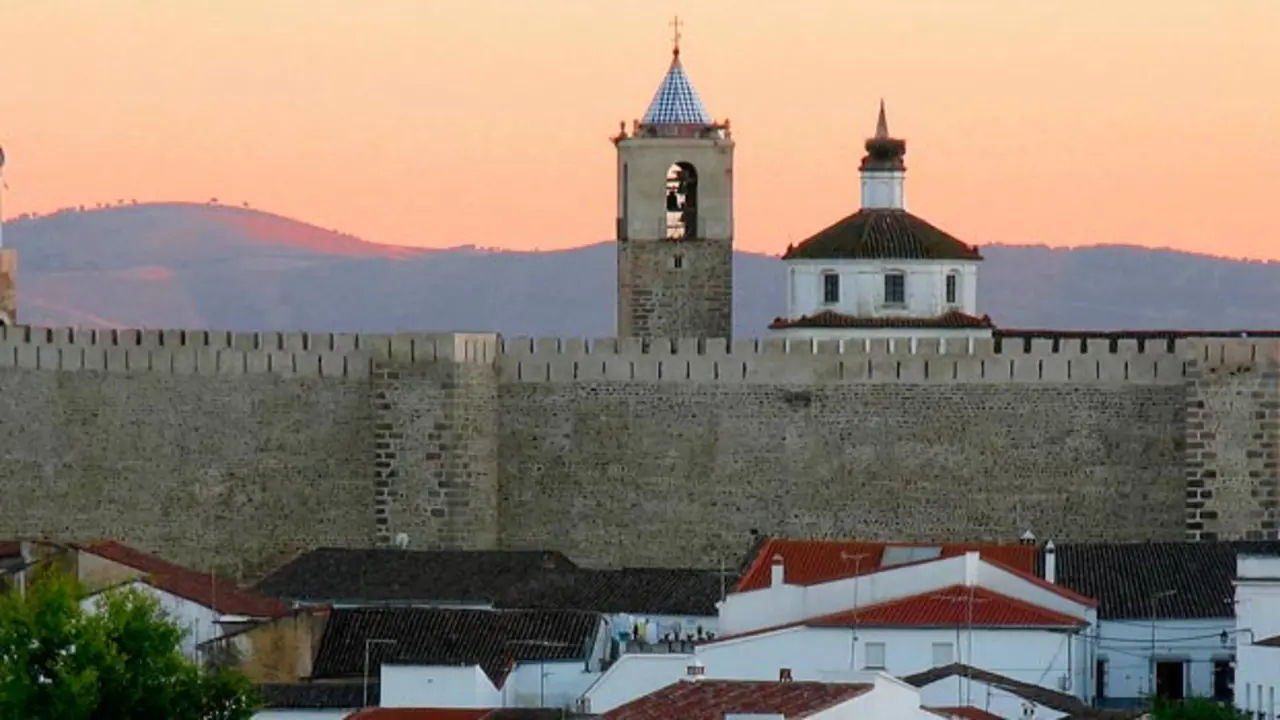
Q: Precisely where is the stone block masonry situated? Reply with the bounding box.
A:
[1184,339,1280,541]
[0,325,1276,577]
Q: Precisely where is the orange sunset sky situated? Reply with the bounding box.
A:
[2,0,1279,259]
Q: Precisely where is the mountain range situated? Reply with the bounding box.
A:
[4,202,1279,335]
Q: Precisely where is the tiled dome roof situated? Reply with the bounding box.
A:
[641,51,713,126]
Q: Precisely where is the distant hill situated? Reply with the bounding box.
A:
[5,202,1280,334]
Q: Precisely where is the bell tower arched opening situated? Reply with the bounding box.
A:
[665,162,699,241]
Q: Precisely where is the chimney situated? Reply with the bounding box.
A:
[1020,530,1036,546]
[779,668,793,682]
[686,660,706,680]
[1044,540,1056,584]
[771,554,785,588]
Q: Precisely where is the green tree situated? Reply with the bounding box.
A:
[1151,696,1249,719]
[0,566,260,719]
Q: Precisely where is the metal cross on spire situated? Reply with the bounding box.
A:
[670,15,684,56]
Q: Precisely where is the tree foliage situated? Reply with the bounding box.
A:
[0,566,260,720]
[1151,697,1249,719]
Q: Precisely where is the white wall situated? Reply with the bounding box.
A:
[505,660,598,709]
[381,665,500,708]
[252,711,349,720]
[580,654,693,714]
[81,580,219,661]
[917,677,1068,720]
[811,673,943,720]
[783,259,980,321]
[1235,555,1280,717]
[1095,618,1233,703]
[697,625,1086,701]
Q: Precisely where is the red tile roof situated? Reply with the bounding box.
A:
[603,679,872,719]
[805,585,1085,629]
[929,707,1005,720]
[737,539,1038,591]
[0,541,19,557]
[769,310,994,330]
[77,540,290,618]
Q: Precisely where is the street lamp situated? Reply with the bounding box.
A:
[364,638,396,708]
[1148,589,1176,696]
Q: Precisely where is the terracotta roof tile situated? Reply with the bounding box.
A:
[77,540,290,618]
[737,539,1038,591]
[769,310,993,330]
[602,679,871,719]
[782,208,982,262]
[806,585,1086,629]
[929,707,1005,720]
[1257,634,1280,647]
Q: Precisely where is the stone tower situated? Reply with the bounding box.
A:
[0,143,14,326]
[613,27,734,340]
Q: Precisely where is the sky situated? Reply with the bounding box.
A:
[2,0,1279,259]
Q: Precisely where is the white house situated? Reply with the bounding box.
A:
[769,101,992,342]
[73,539,289,662]
[575,549,1097,717]
[708,552,1095,694]
[1235,552,1280,718]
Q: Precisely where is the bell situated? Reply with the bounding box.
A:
[666,191,680,212]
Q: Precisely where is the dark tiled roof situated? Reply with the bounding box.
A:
[903,664,1087,715]
[310,607,602,686]
[260,681,374,709]
[509,568,729,616]
[1036,541,1280,620]
[78,540,290,618]
[769,310,993,330]
[782,208,982,261]
[254,548,577,605]
[256,548,727,617]
[603,679,871,719]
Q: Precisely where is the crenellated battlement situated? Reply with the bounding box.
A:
[0,326,498,377]
[3,325,1279,385]
[498,334,1204,384]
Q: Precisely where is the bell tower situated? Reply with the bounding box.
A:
[613,19,734,340]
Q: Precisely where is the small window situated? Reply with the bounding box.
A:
[673,254,684,269]
[864,642,886,670]
[884,273,905,305]
[822,272,839,304]
[945,272,958,304]
[931,642,953,667]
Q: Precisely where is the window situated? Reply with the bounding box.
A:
[822,272,840,304]
[673,254,684,269]
[864,642,886,669]
[931,642,953,667]
[1213,659,1234,701]
[884,272,905,305]
[945,272,958,304]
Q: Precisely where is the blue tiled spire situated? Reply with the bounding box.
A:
[641,48,713,127]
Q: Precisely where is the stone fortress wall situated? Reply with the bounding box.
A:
[0,325,1276,577]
